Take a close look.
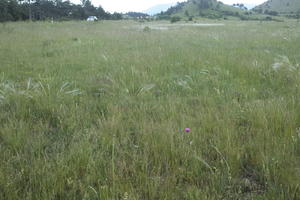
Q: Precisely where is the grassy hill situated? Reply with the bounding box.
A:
[144,3,177,15]
[157,0,247,20]
[253,0,300,15]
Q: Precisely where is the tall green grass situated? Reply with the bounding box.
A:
[0,20,300,199]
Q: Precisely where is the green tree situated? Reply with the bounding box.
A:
[0,0,11,22]
[96,6,107,19]
[110,12,122,20]
[27,0,33,20]
[0,0,112,22]
[198,0,211,9]
[184,10,189,17]
[0,0,22,21]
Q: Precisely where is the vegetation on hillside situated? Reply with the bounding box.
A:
[157,0,252,20]
[254,0,300,17]
[0,20,300,199]
[125,12,149,19]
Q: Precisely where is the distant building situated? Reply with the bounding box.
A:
[87,16,98,22]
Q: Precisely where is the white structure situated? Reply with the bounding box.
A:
[87,16,98,22]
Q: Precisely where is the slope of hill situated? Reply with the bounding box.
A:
[157,0,246,20]
[253,0,300,14]
[144,3,177,15]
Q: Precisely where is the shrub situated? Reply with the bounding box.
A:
[265,16,273,21]
[143,26,151,32]
[170,16,181,23]
[240,15,249,21]
[264,10,278,16]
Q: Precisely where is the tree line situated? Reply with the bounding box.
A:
[0,0,122,22]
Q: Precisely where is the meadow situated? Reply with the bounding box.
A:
[0,19,300,199]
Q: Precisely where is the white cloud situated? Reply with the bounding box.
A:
[71,0,267,13]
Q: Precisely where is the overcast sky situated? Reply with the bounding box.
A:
[71,0,267,13]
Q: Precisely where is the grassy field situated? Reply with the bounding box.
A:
[0,20,300,199]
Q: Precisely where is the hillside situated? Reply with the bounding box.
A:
[144,3,177,15]
[157,0,246,20]
[253,0,300,15]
